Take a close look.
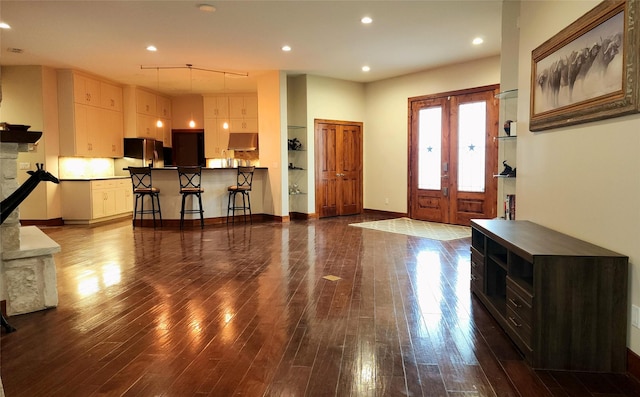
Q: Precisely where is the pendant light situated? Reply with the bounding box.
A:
[188,64,196,128]
[155,67,164,128]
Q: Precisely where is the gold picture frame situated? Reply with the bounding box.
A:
[530,0,640,131]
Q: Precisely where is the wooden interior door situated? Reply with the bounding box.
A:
[315,120,363,218]
[408,86,499,225]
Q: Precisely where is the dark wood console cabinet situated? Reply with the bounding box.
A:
[470,219,628,372]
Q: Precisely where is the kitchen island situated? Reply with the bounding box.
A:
[134,167,269,226]
[61,167,269,226]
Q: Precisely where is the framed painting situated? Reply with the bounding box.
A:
[530,0,640,131]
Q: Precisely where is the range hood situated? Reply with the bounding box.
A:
[227,133,258,151]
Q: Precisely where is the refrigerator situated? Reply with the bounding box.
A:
[114,138,165,176]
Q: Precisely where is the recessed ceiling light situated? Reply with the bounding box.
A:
[362,66,370,72]
[146,45,157,52]
[282,45,292,52]
[361,16,373,24]
[0,22,11,29]
[198,4,216,12]
[472,37,484,45]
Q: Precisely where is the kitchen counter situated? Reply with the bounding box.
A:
[59,176,130,181]
[132,167,269,225]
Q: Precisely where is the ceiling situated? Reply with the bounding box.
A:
[0,1,503,97]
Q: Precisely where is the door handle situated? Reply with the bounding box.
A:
[336,173,345,177]
[443,187,449,197]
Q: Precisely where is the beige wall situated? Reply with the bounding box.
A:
[364,56,501,213]
[305,75,366,213]
[257,71,288,217]
[0,66,61,220]
[518,1,640,354]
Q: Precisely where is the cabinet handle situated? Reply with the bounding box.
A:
[110,99,115,107]
[471,261,477,268]
[508,298,522,308]
[86,93,91,102]
[508,316,522,328]
[470,274,477,281]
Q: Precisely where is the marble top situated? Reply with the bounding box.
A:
[2,226,61,260]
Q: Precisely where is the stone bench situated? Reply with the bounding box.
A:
[1,226,60,316]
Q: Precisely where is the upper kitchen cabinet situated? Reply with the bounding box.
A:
[229,95,258,133]
[204,96,229,118]
[156,95,172,119]
[203,96,230,158]
[72,73,101,106]
[123,87,173,144]
[58,70,124,158]
[100,82,123,112]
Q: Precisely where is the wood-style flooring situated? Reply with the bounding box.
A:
[2,214,640,396]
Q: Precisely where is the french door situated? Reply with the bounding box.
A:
[408,86,499,226]
[315,120,363,218]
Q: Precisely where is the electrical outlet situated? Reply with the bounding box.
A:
[19,162,30,170]
[632,305,640,328]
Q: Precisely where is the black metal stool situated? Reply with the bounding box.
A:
[128,166,162,228]
[177,166,204,229]
[227,166,255,224]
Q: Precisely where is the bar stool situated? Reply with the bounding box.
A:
[177,166,204,229]
[128,166,162,228]
[227,166,255,224]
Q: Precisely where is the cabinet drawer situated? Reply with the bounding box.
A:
[471,246,484,266]
[506,276,533,306]
[91,180,117,190]
[470,272,484,294]
[507,305,532,349]
[506,279,532,326]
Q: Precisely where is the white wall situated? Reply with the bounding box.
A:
[364,56,501,213]
[518,1,640,354]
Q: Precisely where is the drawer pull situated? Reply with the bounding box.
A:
[470,274,477,281]
[471,261,477,268]
[508,316,522,328]
[508,298,522,308]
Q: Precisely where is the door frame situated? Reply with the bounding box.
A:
[407,84,500,224]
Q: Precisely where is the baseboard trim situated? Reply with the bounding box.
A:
[628,348,640,380]
[363,209,407,218]
[20,217,64,227]
[290,212,318,220]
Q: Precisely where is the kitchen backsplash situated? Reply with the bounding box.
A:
[58,157,115,179]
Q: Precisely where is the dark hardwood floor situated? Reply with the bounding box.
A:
[2,214,640,396]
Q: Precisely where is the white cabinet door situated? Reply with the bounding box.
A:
[103,109,124,157]
[229,95,258,132]
[204,96,229,118]
[73,74,101,106]
[156,95,172,119]
[136,89,156,116]
[101,82,123,111]
[204,118,221,158]
[229,118,258,133]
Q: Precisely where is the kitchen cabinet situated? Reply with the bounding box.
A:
[72,73,101,106]
[471,219,628,372]
[124,86,173,144]
[61,178,132,224]
[156,95,172,119]
[204,96,232,158]
[58,70,125,158]
[204,96,229,118]
[100,82,123,111]
[229,95,258,133]
[204,118,230,158]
